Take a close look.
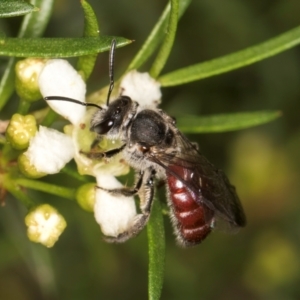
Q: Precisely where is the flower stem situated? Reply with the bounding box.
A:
[61,165,91,183]
[2,174,35,209]
[40,108,58,127]
[14,178,76,201]
[17,99,31,115]
[0,143,20,166]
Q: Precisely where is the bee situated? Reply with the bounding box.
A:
[45,40,246,246]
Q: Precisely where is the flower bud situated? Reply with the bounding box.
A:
[25,204,67,248]
[76,183,96,212]
[6,114,37,150]
[15,58,45,102]
[18,153,47,178]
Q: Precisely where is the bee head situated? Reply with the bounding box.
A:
[90,95,135,136]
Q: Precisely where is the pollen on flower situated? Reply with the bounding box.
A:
[120,70,162,107]
[25,204,67,248]
[39,59,87,125]
[94,174,137,237]
[24,126,75,174]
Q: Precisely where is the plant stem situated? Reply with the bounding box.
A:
[40,108,58,127]
[14,178,76,201]
[2,174,35,209]
[61,165,91,183]
[0,143,20,166]
[17,99,31,115]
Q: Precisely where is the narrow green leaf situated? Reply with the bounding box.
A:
[19,0,54,38]
[177,111,282,133]
[0,0,55,110]
[0,36,132,57]
[127,0,191,71]
[149,0,179,78]
[77,0,100,80]
[0,58,15,110]
[0,0,38,18]
[147,200,165,300]
[159,25,300,86]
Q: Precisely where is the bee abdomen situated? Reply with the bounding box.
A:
[167,165,214,246]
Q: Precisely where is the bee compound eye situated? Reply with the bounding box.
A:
[93,119,114,134]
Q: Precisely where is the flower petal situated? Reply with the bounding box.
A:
[25,126,75,174]
[39,59,86,125]
[120,70,161,107]
[94,174,137,237]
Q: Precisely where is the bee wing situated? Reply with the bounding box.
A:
[149,132,246,228]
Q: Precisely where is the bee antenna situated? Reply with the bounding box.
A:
[106,39,116,106]
[45,96,102,110]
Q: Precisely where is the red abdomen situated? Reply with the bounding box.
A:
[167,165,214,246]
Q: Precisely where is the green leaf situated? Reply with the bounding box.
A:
[149,0,179,78]
[176,110,282,133]
[147,200,165,300]
[127,0,191,71]
[77,0,100,81]
[19,0,54,38]
[0,0,55,110]
[158,25,300,86]
[0,36,132,57]
[0,59,16,111]
[0,0,38,18]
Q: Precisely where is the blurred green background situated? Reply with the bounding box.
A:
[1,0,300,299]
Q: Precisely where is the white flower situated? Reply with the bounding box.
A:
[24,126,75,174]
[25,204,67,248]
[120,70,161,107]
[94,174,137,237]
[38,59,130,177]
[39,59,86,125]
[36,60,161,239]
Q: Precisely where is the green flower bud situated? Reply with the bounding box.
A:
[6,114,37,150]
[76,183,96,212]
[25,204,67,248]
[15,58,46,102]
[18,153,46,178]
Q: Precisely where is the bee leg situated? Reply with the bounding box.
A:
[191,142,199,150]
[96,171,144,197]
[80,144,126,159]
[104,169,156,243]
